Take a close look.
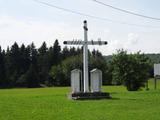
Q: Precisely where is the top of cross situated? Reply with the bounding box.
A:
[63,20,108,46]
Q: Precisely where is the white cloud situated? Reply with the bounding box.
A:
[0,15,81,49]
[108,39,123,51]
[127,33,139,45]
[101,33,140,55]
[123,33,139,52]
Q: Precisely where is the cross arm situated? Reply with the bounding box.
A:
[63,40,108,45]
[87,41,107,45]
[63,41,83,45]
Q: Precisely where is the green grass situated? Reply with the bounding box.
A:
[0,79,160,120]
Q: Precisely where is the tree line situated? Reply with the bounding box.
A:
[0,40,107,88]
[0,40,153,91]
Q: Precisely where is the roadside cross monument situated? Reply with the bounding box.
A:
[64,20,110,99]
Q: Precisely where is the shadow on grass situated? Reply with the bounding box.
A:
[71,97,138,101]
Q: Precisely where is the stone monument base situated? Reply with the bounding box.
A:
[69,92,111,100]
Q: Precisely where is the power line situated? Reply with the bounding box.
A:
[33,0,160,29]
[92,0,160,21]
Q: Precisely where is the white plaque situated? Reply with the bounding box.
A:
[71,69,82,93]
[90,69,102,92]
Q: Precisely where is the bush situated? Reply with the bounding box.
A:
[112,50,151,91]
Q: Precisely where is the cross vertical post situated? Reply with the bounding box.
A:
[83,20,89,92]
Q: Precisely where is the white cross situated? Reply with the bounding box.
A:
[64,20,107,93]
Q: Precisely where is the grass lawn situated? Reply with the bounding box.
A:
[0,79,160,120]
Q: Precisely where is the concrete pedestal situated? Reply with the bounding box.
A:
[69,92,111,100]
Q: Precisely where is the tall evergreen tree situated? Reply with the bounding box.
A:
[16,44,31,87]
[5,42,21,87]
[38,42,47,55]
[29,43,38,65]
[49,39,61,66]
[53,39,61,65]
[0,46,6,88]
[38,42,51,85]
[19,44,30,74]
[18,43,39,87]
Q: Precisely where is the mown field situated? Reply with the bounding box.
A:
[0,79,160,120]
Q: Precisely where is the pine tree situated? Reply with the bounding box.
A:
[18,43,39,88]
[16,44,31,87]
[0,46,6,88]
[49,39,61,66]
[19,44,30,74]
[38,42,50,85]
[5,42,21,87]
[29,43,38,65]
[53,39,61,65]
[38,42,47,55]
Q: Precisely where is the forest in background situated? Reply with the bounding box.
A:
[0,40,158,89]
[0,40,106,88]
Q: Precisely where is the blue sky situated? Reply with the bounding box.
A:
[0,0,160,55]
